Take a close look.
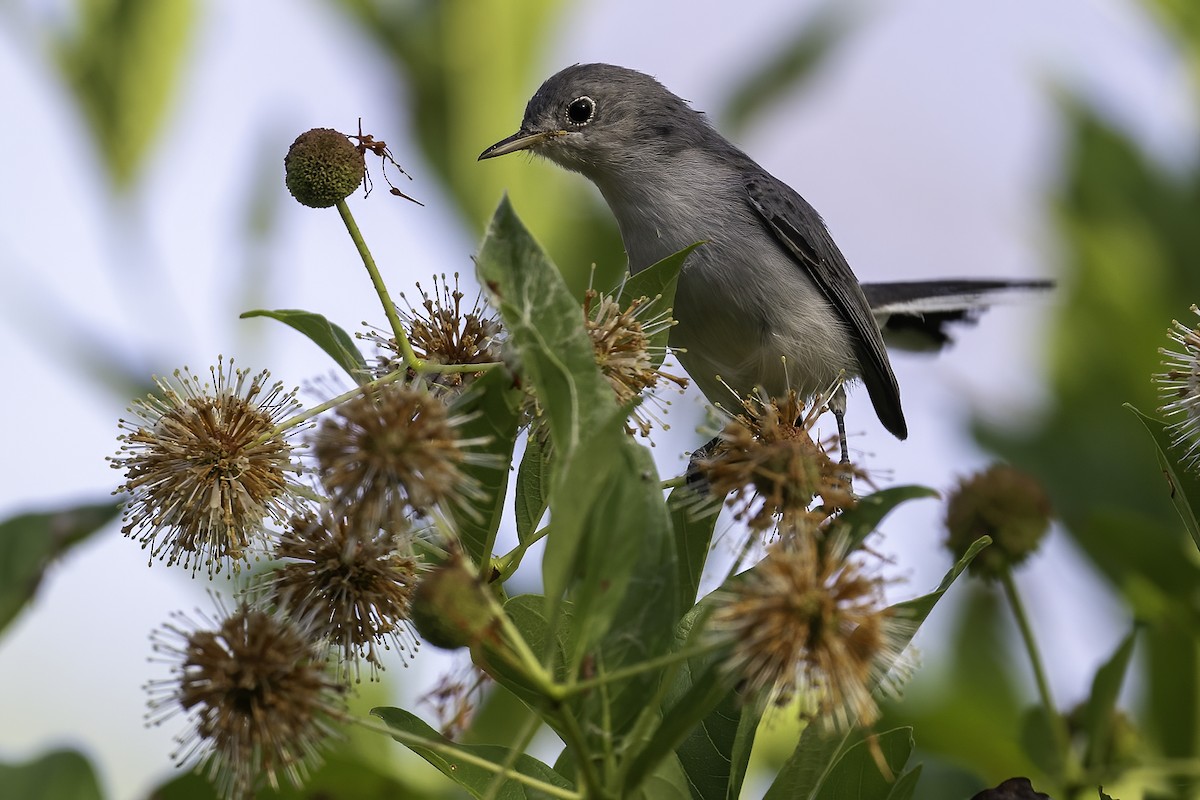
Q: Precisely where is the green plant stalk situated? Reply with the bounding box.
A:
[336,198,415,362]
[1000,569,1074,783]
[357,716,581,799]
[494,524,553,581]
[265,367,409,440]
[597,665,618,786]
[617,624,719,792]
[554,704,614,800]
[561,644,716,696]
[335,198,503,377]
[481,710,546,800]
[476,587,561,699]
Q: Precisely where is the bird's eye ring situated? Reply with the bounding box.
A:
[566,96,595,125]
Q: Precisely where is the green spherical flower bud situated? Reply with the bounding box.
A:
[284,128,364,208]
[410,556,498,650]
[945,464,1052,580]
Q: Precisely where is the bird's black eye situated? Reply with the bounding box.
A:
[567,96,595,125]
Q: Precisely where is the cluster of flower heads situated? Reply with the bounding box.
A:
[694,385,905,732]
[111,272,697,798]
[111,352,495,796]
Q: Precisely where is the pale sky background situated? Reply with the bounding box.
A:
[0,0,1195,797]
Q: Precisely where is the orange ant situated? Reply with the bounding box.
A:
[350,118,424,206]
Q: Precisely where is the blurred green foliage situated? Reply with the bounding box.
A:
[53,0,196,190]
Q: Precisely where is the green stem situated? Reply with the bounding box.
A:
[480,589,560,698]
[1000,570,1072,780]
[494,524,552,581]
[481,711,545,800]
[334,198,503,378]
[561,644,716,696]
[264,368,408,440]
[356,716,580,799]
[336,198,415,366]
[660,474,686,490]
[554,705,613,800]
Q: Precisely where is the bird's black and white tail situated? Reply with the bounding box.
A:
[862,279,1053,353]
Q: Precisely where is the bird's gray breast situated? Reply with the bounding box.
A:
[594,157,858,405]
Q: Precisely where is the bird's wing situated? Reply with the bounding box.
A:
[744,175,907,440]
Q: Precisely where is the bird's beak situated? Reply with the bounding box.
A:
[478,129,566,160]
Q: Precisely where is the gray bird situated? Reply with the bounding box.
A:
[480,63,1048,455]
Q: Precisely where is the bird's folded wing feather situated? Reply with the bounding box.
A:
[744,175,907,439]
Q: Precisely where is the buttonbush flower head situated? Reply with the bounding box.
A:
[708,537,904,730]
[583,288,687,437]
[146,599,347,800]
[364,273,503,391]
[944,463,1052,580]
[270,510,423,682]
[697,389,859,535]
[284,127,364,208]
[1156,304,1200,469]
[312,382,490,528]
[111,358,304,577]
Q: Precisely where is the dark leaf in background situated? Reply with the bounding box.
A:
[0,501,121,635]
[0,749,104,800]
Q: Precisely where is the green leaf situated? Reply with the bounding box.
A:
[1019,705,1063,779]
[838,485,940,552]
[475,204,682,728]
[885,766,924,800]
[545,416,678,661]
[1125,404,1200,551]
[616,243,701,368]
[240,309,368,382]
[372,706,573,799]
[765,726,914,800]
[515,433,552,543]
[625,600,730,795]
[446,367,523,567]
[892,536,991,634]
[0,500,121,634]
[632,754,693,800]
[1082,626,1138,769]
[475,196,619,460]
[667,487,721,611]
[543,415,681,741]
[672,686,760,800]
[762,723,850,800]
[500,594,575,685]
[54,0,196,188]
[0,749,103,800]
